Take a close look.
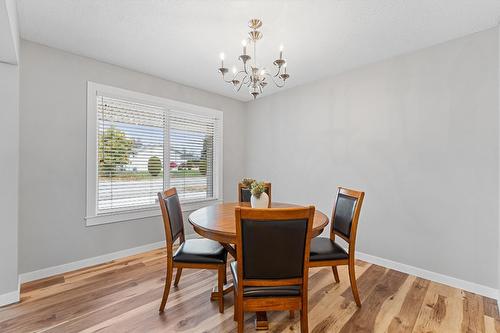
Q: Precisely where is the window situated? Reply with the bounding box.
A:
[86,82,223,226]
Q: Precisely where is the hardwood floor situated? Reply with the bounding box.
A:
[0,248,498,332]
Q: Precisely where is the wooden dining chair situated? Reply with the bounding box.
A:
[232,206,315,333]
[157,188,228,313]
[308,187,365,306]
[238,182,272,206]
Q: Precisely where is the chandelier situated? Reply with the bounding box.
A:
[218,19,289,99]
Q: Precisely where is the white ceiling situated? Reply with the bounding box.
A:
[16,0,500,101]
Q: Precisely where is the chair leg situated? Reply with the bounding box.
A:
[300,309,308,333]
[159,263,173,312]
[332,266,340,283]
[289,310,295,319]
[233,289,238,321]
[218,265,225,313]
[224,262,228,285]
[174,267,182,287]
[348,261,361,307]
[236,293,244,333]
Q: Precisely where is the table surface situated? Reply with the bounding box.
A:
[188,202,329,244]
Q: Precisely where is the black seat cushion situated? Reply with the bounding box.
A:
[309,237,348,261]
[230,262,300,297]
[173,239,227,264]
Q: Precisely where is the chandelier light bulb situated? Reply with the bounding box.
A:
[232,66,237,74]
[260,69,266,76]
[241,39,247,47]
[219,52,225,68]
[280,44,284,51]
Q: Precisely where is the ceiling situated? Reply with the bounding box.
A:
[16,0,500,101]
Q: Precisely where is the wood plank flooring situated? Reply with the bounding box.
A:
[0,248,498,332]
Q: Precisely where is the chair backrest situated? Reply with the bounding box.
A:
[158,188,185,248]
[331,187,365,245]
[238,182,272,204]
[235,206,315,285]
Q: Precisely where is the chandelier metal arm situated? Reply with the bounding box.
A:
[230,70,247,82]
[264,72,286,88]
[271,65,282,78]
[236,74,249,92]
[236,70,247,79]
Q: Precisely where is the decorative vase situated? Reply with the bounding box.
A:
[251,192,269,208]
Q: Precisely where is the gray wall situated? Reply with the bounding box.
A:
[19,41,246,274]
[245,28,499,288]
[0,62,19,295]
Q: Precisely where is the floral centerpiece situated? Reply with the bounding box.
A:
[241,177,255,188]
[250,181,269,208]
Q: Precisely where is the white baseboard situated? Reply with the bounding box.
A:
[19,241,165,283]
[0,278,20,307]
[356,251,499,300]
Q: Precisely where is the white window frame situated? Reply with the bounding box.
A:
[85,82,223,226]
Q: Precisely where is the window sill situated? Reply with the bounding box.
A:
[85,198,222,227]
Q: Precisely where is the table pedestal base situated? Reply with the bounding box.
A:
[255,312,269,330]
[209,283,234,301]
[209,283,269,329]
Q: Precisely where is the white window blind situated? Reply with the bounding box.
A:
[89,85,223,223]
[97,96,165,214]
[168,110,219,202]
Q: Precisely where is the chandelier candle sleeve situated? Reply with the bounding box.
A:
[217,19,290,99]
[242,40,247,55]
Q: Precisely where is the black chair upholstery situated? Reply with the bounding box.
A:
[230,262,300,297]
[332,194,357,238]
[309,237,348,261]
[309,193,355,262]
[163,193,184,241]
[240,188,252,202]
[230,217,308,297]
[173,238,227,264]
[241,219,308,279]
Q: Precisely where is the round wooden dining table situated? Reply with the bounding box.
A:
[188,201,329,330]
